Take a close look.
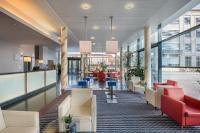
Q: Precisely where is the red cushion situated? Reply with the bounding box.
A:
[164,87,184,101]
[167,80,177,86]
[185,105,200,117]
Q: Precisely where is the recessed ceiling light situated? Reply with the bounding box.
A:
[90,36,95,40]
[124,2,134,10]
[111,37,115,40]
[92,42,96,45]
[92,25,100,30]
[81,3,91,10]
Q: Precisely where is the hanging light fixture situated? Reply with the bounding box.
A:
[79,16,92,54]
[106,16,118,54]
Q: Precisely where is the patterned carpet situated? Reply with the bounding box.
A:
[40,90,200,133]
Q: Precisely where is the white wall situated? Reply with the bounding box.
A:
[43,46,58,65]
[0,41,34,73]
[0,40,58,73]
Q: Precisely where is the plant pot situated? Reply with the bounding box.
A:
[65,123,70,130]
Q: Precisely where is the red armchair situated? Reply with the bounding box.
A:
[92,70,98,79]
[98,71,106,81]
[161,87,200,128]
[153,80,177,90]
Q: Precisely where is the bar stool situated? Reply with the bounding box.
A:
[78,80,88,88]
[107,80,117,100]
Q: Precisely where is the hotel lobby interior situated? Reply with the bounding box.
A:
[1,0,200,133]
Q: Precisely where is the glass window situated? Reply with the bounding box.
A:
[185,43,192,52]
[162,19,180,40]
[196,16,200,25]
[196,44,200,52]
[139,51,144,68]
[196,29,200,38]
[196,57,200,67]
[184,16,191,30]
[151,47,158,83]
[185,56,192,67]
[185,32,191,38]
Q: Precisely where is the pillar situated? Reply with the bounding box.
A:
[60,27,68,90]
[144,26,151,88]
[81,54,85,78]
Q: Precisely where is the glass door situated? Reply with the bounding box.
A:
[68,58,81,74]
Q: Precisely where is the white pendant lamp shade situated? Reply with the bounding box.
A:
[106,41,118,54]
[79,41,92,54]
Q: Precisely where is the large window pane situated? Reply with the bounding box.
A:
[151,47,158,83]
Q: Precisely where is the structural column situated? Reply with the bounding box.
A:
[144,26,151,88]
[60,27,68,90]
[81,54,85,78]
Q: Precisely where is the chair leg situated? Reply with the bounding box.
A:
[146,101,149,104]
[161,112,163,116]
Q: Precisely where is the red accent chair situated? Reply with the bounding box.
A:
[161,87,200,128]
[153,80,177,90]
[92,71,98,79]
[98,71,106,81]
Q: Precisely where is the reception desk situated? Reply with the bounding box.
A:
[0,70,56,105]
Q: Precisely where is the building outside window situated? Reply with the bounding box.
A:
[196,29,200,38]
[185,32,191,37]
[196,56,200,66]
[184,16,191,30]
[196,43,200,52]
[196,16,200,25]
[185,43,192,52]
[185,56,192,67]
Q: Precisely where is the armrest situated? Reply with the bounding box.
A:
[153,83,167,90]
[161,95,185,116]
[58,95,71,132]
[2,110,39,128]
[145,88,156,99]
[91,95,96,132]
[184,95,200,110]
[145,88,156,106]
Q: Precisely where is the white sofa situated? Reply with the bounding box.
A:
[145,85,176,109]
[128,76,145,93]
[58,89,96,132]
[0,108,39,133]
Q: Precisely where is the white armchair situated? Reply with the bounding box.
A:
[145,85,176,109]
[58,89,96,132]
[129,76,145,93]
[0,108,39,133]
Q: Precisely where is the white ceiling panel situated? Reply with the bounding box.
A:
[47,0,172,51]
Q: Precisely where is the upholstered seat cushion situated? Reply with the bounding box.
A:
[1,127,37,133]
[185,105,200,117]
[70,107,91,120]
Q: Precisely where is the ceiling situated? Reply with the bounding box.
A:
[0,11,58,48]
[47,0,172,52]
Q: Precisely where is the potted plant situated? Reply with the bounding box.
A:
[63,115,72,130]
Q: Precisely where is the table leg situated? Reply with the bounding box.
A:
[111,86,113,100]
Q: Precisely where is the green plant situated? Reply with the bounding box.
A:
[63,115,72,124]
[127,68,144,80]
[99,62,107,71]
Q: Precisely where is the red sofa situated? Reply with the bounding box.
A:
[161,87,200,128]
[153,80,177,90]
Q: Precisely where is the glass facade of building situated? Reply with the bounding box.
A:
[123,5,200,98]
